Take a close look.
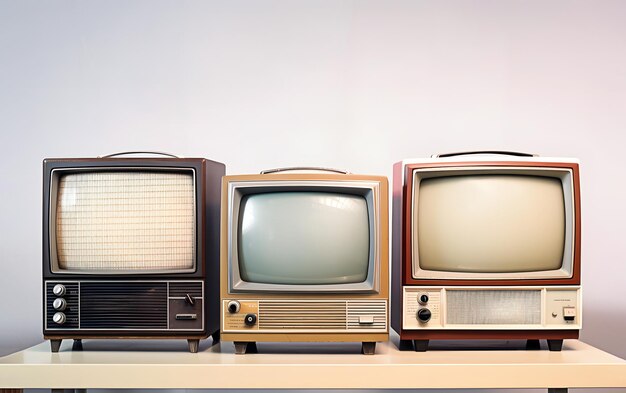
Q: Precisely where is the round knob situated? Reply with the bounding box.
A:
[244,313,257,326]
[53,298,67,311]
[52,284,66,296]
[418,293,429,305]
[52,312,66,325]
[417,308,432,323]
[227,300,240,314]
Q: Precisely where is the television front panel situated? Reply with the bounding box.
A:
[391,154,581,352]
[43,157,225,353]
[221,172,389,355]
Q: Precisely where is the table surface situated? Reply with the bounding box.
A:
[1,337,625,389]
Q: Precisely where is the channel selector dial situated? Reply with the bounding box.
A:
[52,284,66,297]
[52,298,67,311]
[417,308,432,323]
[227,300,240,314]
[244,313,257,326]
[52,312,66,325]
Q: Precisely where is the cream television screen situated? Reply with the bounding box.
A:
[54,171,196,272]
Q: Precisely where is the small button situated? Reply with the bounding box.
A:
[176,314,197,320]
[359,315,374,324]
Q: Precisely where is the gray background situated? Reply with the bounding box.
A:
[1,1,625,392]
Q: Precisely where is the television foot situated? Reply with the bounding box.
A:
[398,339,414,351]
[211,331,220,345]
[413,339,429,352]
[526,339,541,350]
[187,339,199,353]
[72,339,83,351]
[234,341,257,354]
[361,342,376,355]
[547,339,563,351]
[50,339,62,353]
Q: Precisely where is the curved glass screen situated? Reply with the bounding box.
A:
[417,175,565,273]
[238,192,370,285]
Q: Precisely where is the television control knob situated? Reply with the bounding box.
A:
[52,312,66,325]
[52,284,66,296]
[418,293,429,305]
[417,308,432,323]
[244,313,257,326]
[52,298,67,311]
[227,301,240,313]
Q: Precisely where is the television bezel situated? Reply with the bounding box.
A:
[42,158,208,279]
[224,174,386,294]
[398,159,581,286]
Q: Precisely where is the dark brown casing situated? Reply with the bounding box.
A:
[42,157,224,351]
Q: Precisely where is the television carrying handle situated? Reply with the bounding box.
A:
[261,166,350,175]
[433,150,538,158]
[98,151,181,159]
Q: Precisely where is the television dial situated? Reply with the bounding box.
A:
[244,313,257,326]
[52,284,66,297]
[52,312,66,325]
[227,300,240,314]
[417,308,432,323]
[52,298,67,311]
[418,293,429,305]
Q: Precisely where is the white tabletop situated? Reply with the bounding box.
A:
[1,337,625,390]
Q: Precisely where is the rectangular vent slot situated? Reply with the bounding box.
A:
[447,290,541,325]
[168,281,202,298]
[258,301,347,330]
[347,301,387,330]
[80,282,167,329]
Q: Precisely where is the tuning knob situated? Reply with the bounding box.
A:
[227,300,240,313]
[418,293,429,305]
[52,284,66,296]
[52,312,66,325]
[52,298,67,311]
[244,313,257,326]
[417,308,432,323]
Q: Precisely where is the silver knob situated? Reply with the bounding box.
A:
[227,300,240,313]
[52,284,66,296]
[53,298,67,311]
[52,312,66,325]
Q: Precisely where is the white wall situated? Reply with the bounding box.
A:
[1,1,625,392]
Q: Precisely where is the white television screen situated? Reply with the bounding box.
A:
[237,192,370,285]
[417,175,565,273]
[55,171,196,271]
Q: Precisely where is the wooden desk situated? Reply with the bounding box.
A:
[1,338,625,392]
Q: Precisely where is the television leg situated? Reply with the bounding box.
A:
[526,339,541,350]
[248,342,258,353]
[548,388,567,393]
[361,342,376,355]
[72,339,83,351]
[234,341,248,354]
[211,330,220,345]
[187,339,199,353]
[547,339,563,352]
[50,339,62,353]
[398,339,414,351]
[413,340,429,352]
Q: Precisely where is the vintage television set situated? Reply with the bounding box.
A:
[43,152,224,353]
[392,151,581,352]
[221,167,389,354]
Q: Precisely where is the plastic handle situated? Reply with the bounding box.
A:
[260,166,350,175]
[433,150,538,158]
[97,151,181,159]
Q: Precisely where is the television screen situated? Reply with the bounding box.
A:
[237,191,370,285]
[55,171,195,271]
[417,175,565,273]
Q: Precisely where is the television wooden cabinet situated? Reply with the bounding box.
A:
[0,336,624,393]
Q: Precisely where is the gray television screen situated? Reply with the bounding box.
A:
[237,191,370,285]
